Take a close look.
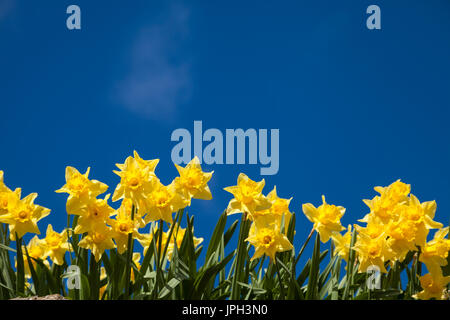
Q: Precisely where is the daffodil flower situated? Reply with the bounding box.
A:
[42,224,71,266]
[173,156,213,205]
[73,195,115,234]
[413,273,450,300]
[110,200,143,254]
[55,166,108,214]
[0,171,22,216]
[17,235,48,279]
[78,228,116,262]
[224,173,272,219]
[331,225,353,262]
[353,231,393,273]
[251,186,293,233]
[246,221,293,263]
[0,192,50,240]
[302,195,345,243]
[143,180,188,224]
[420,227,450,280]
[112,153,158,205]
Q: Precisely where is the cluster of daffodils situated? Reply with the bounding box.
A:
[357,180,449,300]
[224,173,294,262]
[0,171,69,278]
[0,152,210,276]
[55,152,211,262]
[302,180,450,300]
[0,158,448,300]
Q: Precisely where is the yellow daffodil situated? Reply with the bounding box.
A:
[224,173,272,219]
[0,192,50,240]
[246,222,293,263]
[385,217,420,262]
[0,188,21,217]
[112,154,157,205]
[0,170,14,194]
[78,228,116,262]
[110,201,143,254]
[73,195,115,234]
[331,225,353,262]
[302,195,345,243]
[356,180,444,265]
[173,156,213,204]
[117,198,146,228]
[353,232,393,273]
[0,171,22,216]
[402,194,443,246]
[143,180,187,224]
[361,180,410,224]
[420,227,450,279]
[55,166,108,214]
[42,224,71,265]
[133,150,159,173]
[252,186,293,232]
[18,235,48,279]
[374,179,411,203]
[0,171,7,190]
[413,273,450,300]
[354,221,385,240]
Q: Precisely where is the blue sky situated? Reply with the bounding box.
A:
[1,0,449,266]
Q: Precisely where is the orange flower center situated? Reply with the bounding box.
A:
[68,176,87,193]
[154,189,171,208]
[47,234,61,247]
[119,223,130,233]
[368,244,380,257]
[183,170,203,189]
[18,210,29,220]
[0,194,8,208]
[129,177,139,187]
[92,232,106,244]
[263,235,272,244]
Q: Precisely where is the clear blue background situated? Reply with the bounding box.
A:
[1,0,449,267]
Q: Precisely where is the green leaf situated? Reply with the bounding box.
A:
[205,210,227,266]
[14,234,25,295]
[158,277,182,299]
[192,250,234,299]
[342,229,358,300]
[0,243,16,253]
[306,233,320,300]
[230,216,251,300]
[224,220,239,247]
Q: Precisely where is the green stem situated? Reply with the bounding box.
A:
[274,258,285,300]
[343,230,358,300]
[231,214,250,300]
[294,227,315,267]
[15,233,25,296]
[89,253,99,300]
[124,204,136,299]
[306,233,320,300]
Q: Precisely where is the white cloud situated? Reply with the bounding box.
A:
[116,4,192,119]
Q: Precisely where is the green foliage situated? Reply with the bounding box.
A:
[0,211,446,300]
